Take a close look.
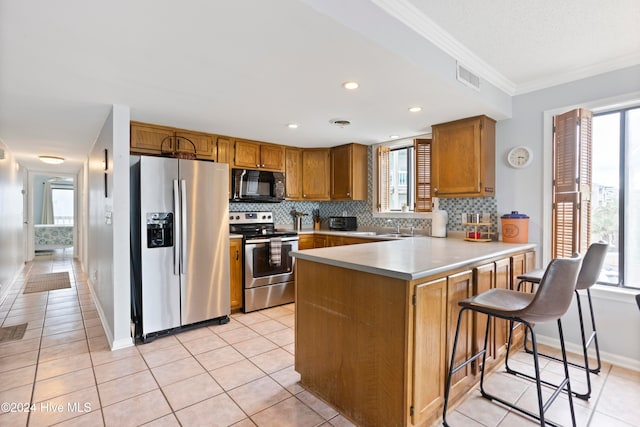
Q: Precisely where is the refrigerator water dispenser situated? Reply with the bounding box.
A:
[146,212,173,248]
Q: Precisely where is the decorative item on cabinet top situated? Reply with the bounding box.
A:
[161,135,197,160]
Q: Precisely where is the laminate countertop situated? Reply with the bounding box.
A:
[291,237,536,281]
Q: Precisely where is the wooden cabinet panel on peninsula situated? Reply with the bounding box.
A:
[431,115,495,197]
[330,143,368,200]
[229,238,243,312]
[234,139,284,171]
[130,122,216,161]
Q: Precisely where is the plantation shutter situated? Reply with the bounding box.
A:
[377,146,390,212]
[552,108,592,258]
[414,138,432,212]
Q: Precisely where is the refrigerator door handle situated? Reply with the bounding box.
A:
[173,179,180,275]
[180,179,188,275]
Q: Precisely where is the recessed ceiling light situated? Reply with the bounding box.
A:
[390,135,400,139]
[39,155,65,164]
[408,106,422,113]
[287,123,299,129]
[342,81,359,90]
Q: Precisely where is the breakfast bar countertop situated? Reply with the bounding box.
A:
[291,237,536,281]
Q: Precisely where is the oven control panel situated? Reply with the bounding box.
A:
[229,211,273,224]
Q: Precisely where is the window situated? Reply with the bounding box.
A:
[377,138,431,213]
[552,106,639,288]
[51,187,74,225]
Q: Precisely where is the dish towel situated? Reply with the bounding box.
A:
[269,238,282,266]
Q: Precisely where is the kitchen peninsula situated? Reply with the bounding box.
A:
[292,238,536,427]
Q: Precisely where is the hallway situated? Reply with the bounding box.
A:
[1,251,639,426]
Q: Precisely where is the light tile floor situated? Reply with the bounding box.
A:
[1,250,638,426]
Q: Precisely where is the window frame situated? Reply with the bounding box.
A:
[372,136,433,219]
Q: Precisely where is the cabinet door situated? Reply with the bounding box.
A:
[331,143,367,200]
[175,131,216,161]
[510,252,530,346]
[130,122,175,155]
[285,147,302,200]
[327,236,344,247]
[216,136,232,164]
[412,277,447,425]
[312,236,327,248]
[298,234,314,250]
[229,239,243,312]
[302,149,331,200]
[331,144,352,199]
[473,263,494,372]
[260,144,284,171]
[446,270,474,400]
[234,140,261,168]
[431,115,495,198]
[494,258,511,358]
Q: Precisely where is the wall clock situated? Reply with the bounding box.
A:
[507,146,533,168]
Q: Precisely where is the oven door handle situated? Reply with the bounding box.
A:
[245,238,299,245]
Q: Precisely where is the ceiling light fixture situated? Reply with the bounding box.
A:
[39,155,65,165]
[389,135,400,139]
[342,81,359,90]
[408,106,422,113]
[287,123,299,129]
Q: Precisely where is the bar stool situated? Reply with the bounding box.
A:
[443,256,582,427]
[511,242,608,400]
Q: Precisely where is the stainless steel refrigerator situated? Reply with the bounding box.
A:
[130,155,230,342]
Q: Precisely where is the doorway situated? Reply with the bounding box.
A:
[28,173,76,259]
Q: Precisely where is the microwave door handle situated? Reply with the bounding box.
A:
[173,179,180,276]
[180,179,188,275]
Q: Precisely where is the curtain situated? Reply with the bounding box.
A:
[41,181,54,224]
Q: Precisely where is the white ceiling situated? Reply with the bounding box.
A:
[1,0,638,174]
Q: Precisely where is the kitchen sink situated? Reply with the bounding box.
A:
[376,233,415,238]
[346,231,377,236]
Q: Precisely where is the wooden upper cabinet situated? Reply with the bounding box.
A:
[302,149,331,200]
[234,139,284,171]
[216,136,232,164]
[285,147,303,200]
[431,115,495,197]
[175,130,216,161]
[130,122,216,161]
[130,122,175,155]
[330,143,367,200]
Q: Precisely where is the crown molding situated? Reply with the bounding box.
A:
[371,0,516,95]
[514,52,640,95]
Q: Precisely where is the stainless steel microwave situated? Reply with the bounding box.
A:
[231,168,285,203]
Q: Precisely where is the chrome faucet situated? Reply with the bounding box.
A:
[386,219,401,233]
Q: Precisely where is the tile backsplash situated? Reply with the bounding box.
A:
[230,146,499,234]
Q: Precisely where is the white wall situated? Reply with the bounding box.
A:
[87,104,132,350]
[0,142,25,303]
[496,65,640,369]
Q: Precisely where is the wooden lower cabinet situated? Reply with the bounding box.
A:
[445,270,474,401]
[473,258,511,372]
[229,239,243,312]
[412,277,447,425]
[510,251,536,346]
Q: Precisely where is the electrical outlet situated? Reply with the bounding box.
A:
[91,270,97,281]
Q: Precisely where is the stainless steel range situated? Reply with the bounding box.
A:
[229,212,298,312]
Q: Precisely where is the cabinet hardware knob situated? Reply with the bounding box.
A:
[434,187,438,193]
[235,250,239,260]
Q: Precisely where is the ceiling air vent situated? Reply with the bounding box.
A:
[456,62,480,91]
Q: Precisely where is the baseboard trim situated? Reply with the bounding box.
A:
[87,277,134,351]
[536,334,640,372]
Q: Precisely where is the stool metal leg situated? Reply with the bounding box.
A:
[511,289,600,400]
[481,320,576,427]
[443,308,490,427]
